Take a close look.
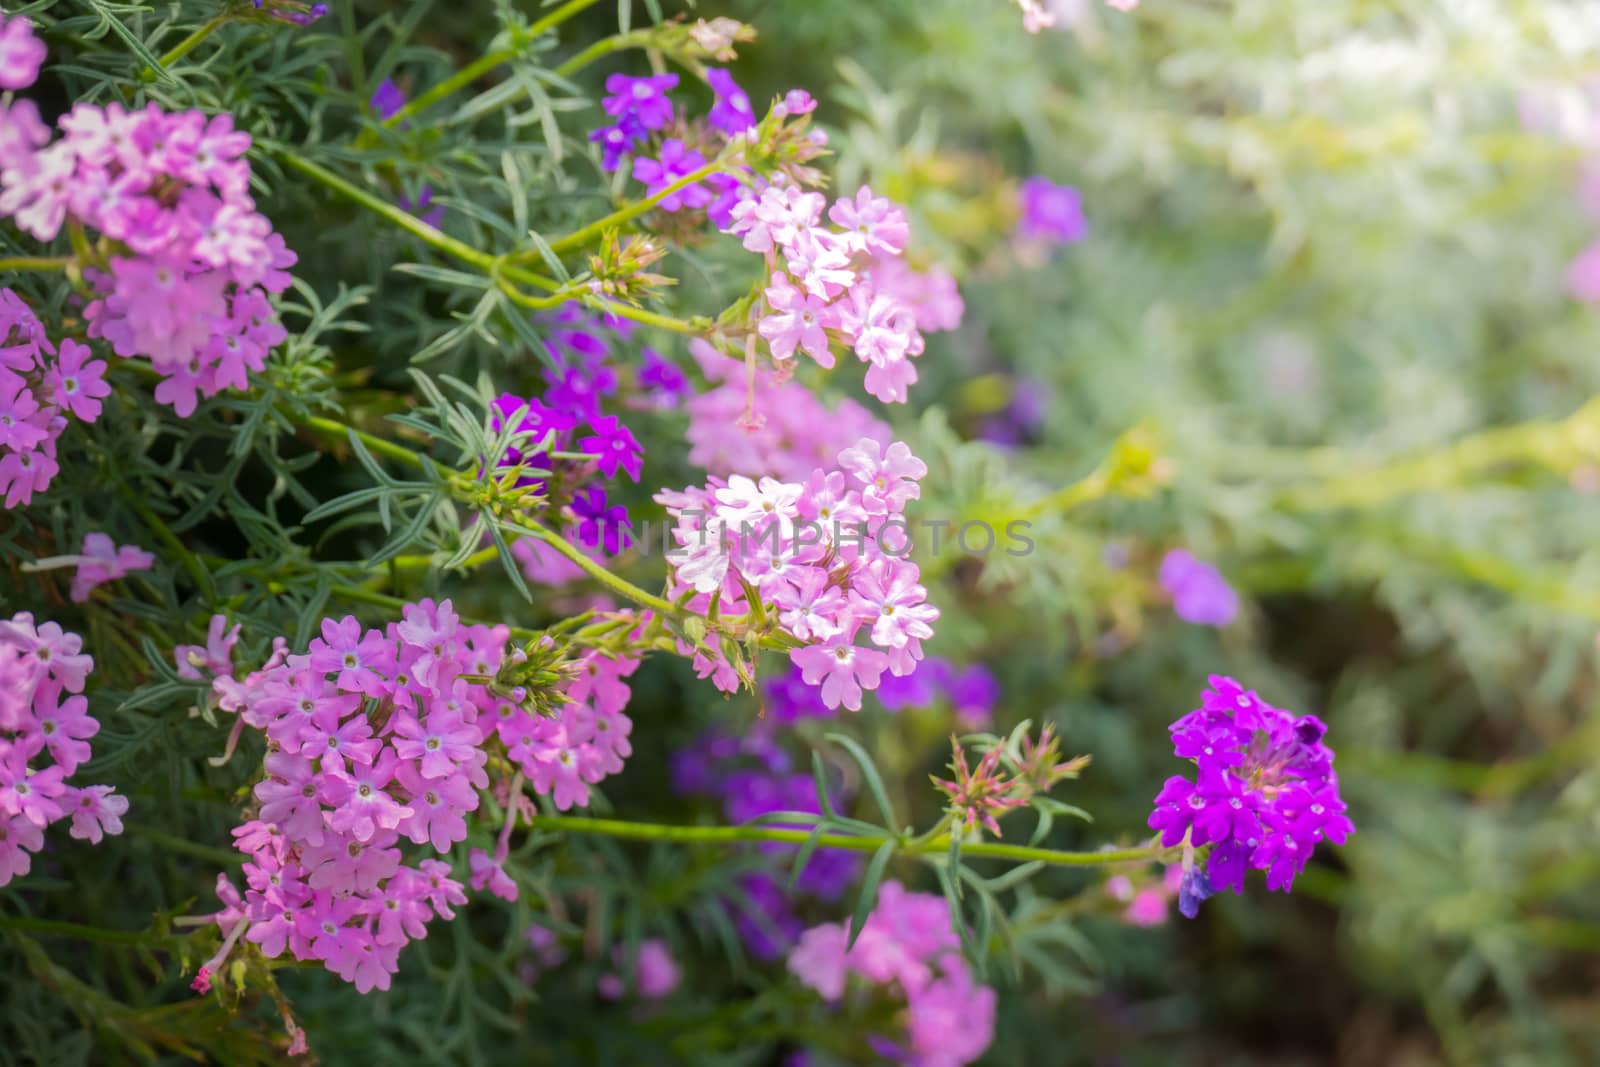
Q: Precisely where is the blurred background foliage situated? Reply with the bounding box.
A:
[4,0,1600,1064]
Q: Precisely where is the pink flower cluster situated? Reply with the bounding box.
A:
[731,184,960,403]
[787,881,996,1067]
[0,40,294,415]
[203,600,638,992]
[0,612,128,887]
[683,338,890,482]
[0,289,109,506]
[655,437,937,710]
[0,13,45,91]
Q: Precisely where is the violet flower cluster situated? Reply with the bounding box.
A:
[1159,548,1240,627]
[0,37,295,416]
[656,437,938,710]
[492,309,655,580]
[200,599,639,992]
[733,183,958,403]
[787,881,996,1067]
[0,289,109,506]
[0,612,128,887]
[1147,676,1354,915]
[591,68,769,228]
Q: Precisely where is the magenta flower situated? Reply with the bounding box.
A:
[792,630,888,712]
[828,186,909,257]
[1159,548,1239,627]
[0,13,45,91]
[1017,176,1089,243]
[602,72,679,131]
[631,139,712,211]
[706,68,757,135]
[44,339,110,423]
[578,414,644,481]
[759,274,835,366]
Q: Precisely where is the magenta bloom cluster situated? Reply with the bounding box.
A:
[0,70,294,414]
[205,599,638,992]
[657,437,938,710]
[787,881,996,1067]
[1159,548,1239,628]
[1148,676,1353,913]
[0,289,110,507]
[735,184,962,403]
[0,613,128,887]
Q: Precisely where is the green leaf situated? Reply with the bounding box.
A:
[824,732,897,831]
[846,839,897,952]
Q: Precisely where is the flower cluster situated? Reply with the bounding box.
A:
[733,183,954,403]
[0,13,45,91]
[683,338,889,482]
[787,881,996,1067]
[672,724,857,958]
[0,289,109,507]
[1147,676,1353,914]
[200,599,639,992]
[0,38,295,415]
[590,67,785,229]
[1159,548,1239,628]
[656,437,938,709]
[1103,864,1185,927]
[493,310,661,580]
[0,612,128,887]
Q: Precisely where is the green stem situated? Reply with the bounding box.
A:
[552,30,647,79]
[531,813,1174,868]
[125,496,215,603]
[0,256,73,272]
[301,414,427,469]
[534,159,732,257]
[507,519,679,616]
[582,298,708,336]
[384,0,605,125]
[390,544,501,574]
[151,14,230,72]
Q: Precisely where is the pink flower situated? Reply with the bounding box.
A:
[44,339,111,423]
[848,558,939,649]
[0,14,47,91]
[308,616,396,698]
[68,532,154,603]
[791,630,888,712]
[174,614,241,681]
[323,752,413,842]
[828,186,909,257]
[758,274,835,366]
[469,848,519,902]
[775,565,850,641]
[65,784,128,844]
[836,437,927,514]
[727,185,824,254]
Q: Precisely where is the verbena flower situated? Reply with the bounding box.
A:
[0,12,46,91]
[0,35,296,417]
[0,612,127,887]
[198,599,640,992]
[1147,676,1353,909]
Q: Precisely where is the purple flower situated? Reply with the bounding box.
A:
[637,347,690,407]
[589,115,647,172]
[578,414,643,482]
[1017,176,1088,244]
[1159,548,1239,627]
[631,139,712,212]
[706,68,757,135]
[1148,676,1352,914]
[571,486,632,555]
[763,663,834,722]
[370,79,405,121]
[602,72,679,131]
